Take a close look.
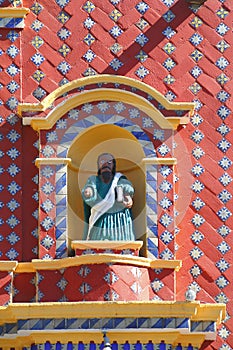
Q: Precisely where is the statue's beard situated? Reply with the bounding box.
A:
[101,171,112,182]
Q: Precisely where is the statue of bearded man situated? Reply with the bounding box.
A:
[82,153,135,241]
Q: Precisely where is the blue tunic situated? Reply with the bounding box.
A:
[82,175,135,241]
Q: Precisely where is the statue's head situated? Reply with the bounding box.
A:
[97,153,116,178]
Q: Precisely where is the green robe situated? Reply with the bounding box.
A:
[82,175,135,241]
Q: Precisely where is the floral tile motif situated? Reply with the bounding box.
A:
[109,25,123,38]
[83,1,95,13]
[190,49,203,63]
[190,16,203,29]
[109,58,123,71]
[162,58,176,71]
[6,45,19,58]
[135,33,149,47]
[110,43,122,54]
[216,40,230,53]
[219,173,232,187]
[31,2,43,15]
[136,18,149,30]
[218,190,232,204]
[58,44,71,57]
[191,230,204,244]
[217,241,230,255]
[83,49,96,62]
[31,53,45,67]
[135,66,149,79]
[217,139,231,153]
[217,207,232,222]
[190,247,203,261]
[41,235,55,249]
[163,10,175,23]
[83,17,95,29]
[217,73,229,86]
[218,157,232,171]
[57,11,70,24]
[109,9,122,22]
[191,214,205,228]
[41,215,55,232]
[163,42,176,55]
[57,28,71,40]
[189,33,203,46]
[216,258,230,273]
[161,0,175,7]
[215,57,229,70]
[135,2,149,15]
[216,23,229,36]
[162,26,176,39]
[31,19,43,32]
[57,61,71,74]
[190,264,202,278]
[190,66,202,79]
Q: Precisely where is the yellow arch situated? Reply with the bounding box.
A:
[23,88,189,131]
[19,74,195,116]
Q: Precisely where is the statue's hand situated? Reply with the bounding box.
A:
[84,187,93,198]
[123,195,133,208]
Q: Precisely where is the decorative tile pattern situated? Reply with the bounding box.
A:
[0,0,232,347]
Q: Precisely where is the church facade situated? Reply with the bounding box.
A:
[0,0,232,349]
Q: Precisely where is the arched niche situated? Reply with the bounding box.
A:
[67,123,146,246]
[22,75,195,260]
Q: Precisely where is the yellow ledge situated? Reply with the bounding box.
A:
[0,301,225,324]
[30,255,182,271]
[71,240,143,251]
[0,330,207,348]
[1,256,181,274]
[18,75,195,116]
[142,157,177,165]
[0,7,30,18]
[35,157,72,167]
[0,261,18,271]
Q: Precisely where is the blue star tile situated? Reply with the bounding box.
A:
[135,66,149,79]
[217,124,230,136]
[218,156,232,170]
[217,138,231,153]
[136,2,149,15]
[217,207,232,222]
[163,10,175,22]
[215,57,229,70]
[216,258,230,272]
[189,33,203,46]
[191,230,204,244]
[135,33,149,47]
[216,90,230,103]
[217,106,231,120]
[109,58,123,71]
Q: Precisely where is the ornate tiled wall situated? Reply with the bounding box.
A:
[0,0,232,349]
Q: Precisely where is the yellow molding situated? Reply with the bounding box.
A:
[167,116,189,129]
[0,301,225,324]
[30,254,182,271]
[191,303,226,325]
[22,89,178,131]
[142,157,177,165]
[18,75,195,116]
[71,240,143,250]
[0,330,207,348]
[15,262,36,273]
[0,7,30,18]
[0,261,18,271]
[35,157,72,167]
[13,256,181,273]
